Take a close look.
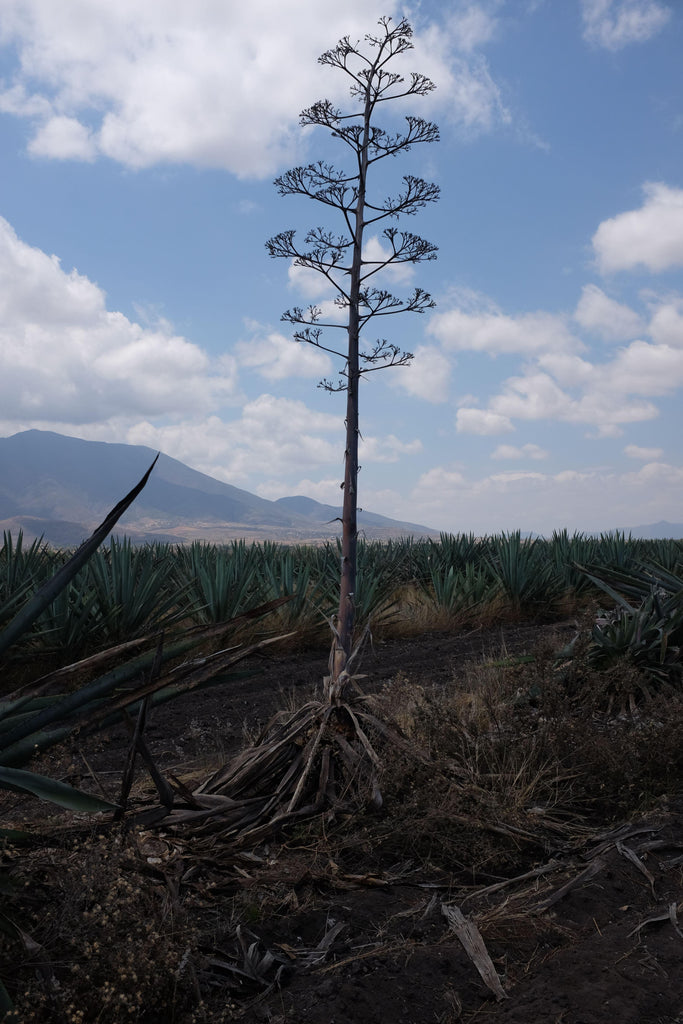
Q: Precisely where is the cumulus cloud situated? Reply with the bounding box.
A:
[360,434,423,462]
[648,296,683,347]
[580,0,671,50]
[429,304,580,356]
[491,443,549,460]
[287,263,333,301]
[447,4,500,52]
[124,397,421,487]
[456,408,514,435]
[485,372,574,423]
[594,340,683,403]
[28,114,97,161]
[448,276,683,440]
[536,352,595,387]
[464,359,664,438]
[622,460,683,486]
[0,1,511,175]
[0,215,237,424]
[404,457,683,535]
[455,336,683,438]
[592,183,683,274]
[234,327,332,380]
[574,284,644,341]
[362,235,416,286]
[127,395,341,486]
[624,443,664,459]
[388,345,452,403]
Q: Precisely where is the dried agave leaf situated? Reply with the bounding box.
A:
[441,902,508,1001]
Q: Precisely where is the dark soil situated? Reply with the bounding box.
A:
[142,621,561,766]
[3,622,683,1023]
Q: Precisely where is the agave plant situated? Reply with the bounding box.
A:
[86,537,187,642]
[580,561,683,689]
[176,540,268,624]
[425,561,499,619]
[257,546,335,637]
[548,530,599,598]
[0,532,57,631]
[31,576,102,655]
[486,532,559,615]
[432,532,489,575]
[592,531,644,570]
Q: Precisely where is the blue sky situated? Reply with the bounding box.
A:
[0,0,682,534]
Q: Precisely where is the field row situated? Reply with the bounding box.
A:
[2,529,682,656]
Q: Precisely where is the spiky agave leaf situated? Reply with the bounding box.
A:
[0,598,294,768]
[0,456,158,816]
[0,765,118,812]
[0,455,159,658]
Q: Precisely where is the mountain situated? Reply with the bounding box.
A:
[618,521,683,540]
[0,430,438,546]
[274,495,431,535]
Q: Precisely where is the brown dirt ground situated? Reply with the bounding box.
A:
[3,623,683,1023]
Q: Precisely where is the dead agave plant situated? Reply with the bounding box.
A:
[140,631,414,842]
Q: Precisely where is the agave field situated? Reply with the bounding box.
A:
[2,527,682,669]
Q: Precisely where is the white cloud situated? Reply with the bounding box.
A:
[458,344,672,438]
[484,372,582,426]
[433,54,509,133]
[404,458,683,535]
[447,4,500,52]
[456,408,514,434]
[592,183,683,274]
[360,434,423,463]
[413,465,468,493]
[234,328,332,380]
[536,352,594,387]
[406,9,511,134]
[388,345,452,403]
[624,443,664,459]
[604,339,683,396]
[0,215,237,425]
[28,115,96,161]
[491,443,549,460]
[127,395,341,485]
[574,284,644,341]
[429,304,580,356]
[531,365,658,430]
[287,263,334,301]
[622,460,683,486]
[448,272,683,442]
[362,235,416,286]
[580,0,671,50]
[0,1,512,175]
[127,399,422,491]
[647,296,683,347]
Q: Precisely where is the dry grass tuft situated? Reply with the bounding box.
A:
[329,636,683,877]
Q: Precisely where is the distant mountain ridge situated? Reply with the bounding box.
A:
[0,430,438,546]
[618,520,683,540]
